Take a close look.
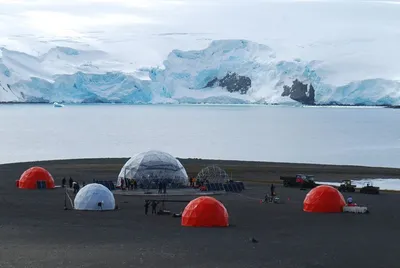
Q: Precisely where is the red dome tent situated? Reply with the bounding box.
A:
[17,167,55,189]
[303,185,346,213]
[182,196,229,227]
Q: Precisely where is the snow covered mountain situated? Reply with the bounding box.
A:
[1,40,399,105]
[1,0,400,105]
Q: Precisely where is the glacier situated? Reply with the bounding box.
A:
[1,40,400,106]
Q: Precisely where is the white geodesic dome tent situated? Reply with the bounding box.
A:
[117,150,189,187]
[196,165,230,184]
[74,183,115,211]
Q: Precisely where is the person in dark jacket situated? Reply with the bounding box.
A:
[73,182,80,194]
[270,184,275,196]
[69,177,73,188]
[158,182,162,194]
[151,201,158,214]
[144,201,150,215]
[61,177,66,188]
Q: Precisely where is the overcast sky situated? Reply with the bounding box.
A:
[1,0,399,38]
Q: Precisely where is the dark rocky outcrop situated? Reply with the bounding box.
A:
[384,105,400,109]
[205,72,251,94]
[24,96,50,103]
[282,79,315,105]
[0,81,24,101]
[81,96,108,103]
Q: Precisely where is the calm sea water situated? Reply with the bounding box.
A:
[0,104,399,168]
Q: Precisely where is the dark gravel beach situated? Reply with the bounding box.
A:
[0,158,400,268]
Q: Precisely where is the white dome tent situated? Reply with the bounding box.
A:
[196,165,230,184]
[117,150,189,188]
[74,183,116,211]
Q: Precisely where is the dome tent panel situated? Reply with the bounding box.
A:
[18,166,55,189]
[74,183,115,211]
[117,150,189,187]
[182,196,229,227]
[303,185,346,213]
[196,165,230,184]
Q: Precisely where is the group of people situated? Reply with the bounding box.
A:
[189,177,211,187]
[120,178,138,190]
[119,178,169,194]
[144,200,160,215]
[61,177,84,194]
[158,181,167,194]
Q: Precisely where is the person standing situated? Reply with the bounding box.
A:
[270,183,275,196]
[158,182,162,194]
[144,201,150,215]
[73,182,80,194]
[151,201,158,214]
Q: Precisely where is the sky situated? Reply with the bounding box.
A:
[0,0,400,83]
[1,0,399,38]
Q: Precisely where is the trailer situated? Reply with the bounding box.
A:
[360,184,380,195]
[343,205,369,214]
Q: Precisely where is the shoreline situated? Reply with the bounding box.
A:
[0,102,398,109]
[3,156,400,170]
[2,157,400,183]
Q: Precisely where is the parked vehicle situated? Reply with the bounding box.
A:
[280,174,317,188]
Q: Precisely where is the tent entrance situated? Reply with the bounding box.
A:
[36,180,47,189]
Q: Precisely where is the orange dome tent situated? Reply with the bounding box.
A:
[17,167,55,189]
[303,185,346,213]
[182,196,229,227]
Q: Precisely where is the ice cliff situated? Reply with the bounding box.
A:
[1,40,399,106]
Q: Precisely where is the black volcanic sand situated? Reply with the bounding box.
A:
[1,158,400,268]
